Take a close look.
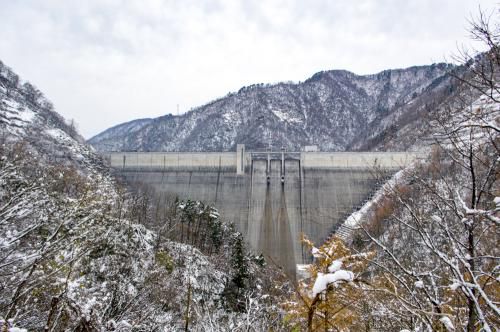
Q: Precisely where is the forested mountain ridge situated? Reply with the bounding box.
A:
[89,63,455,152]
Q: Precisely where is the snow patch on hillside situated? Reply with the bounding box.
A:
[1,98,37,135]
[272,109,302,123]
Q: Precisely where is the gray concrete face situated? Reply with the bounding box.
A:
[236,144,245,175]
[108,149,422,277]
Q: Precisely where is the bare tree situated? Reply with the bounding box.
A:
[359,8,500,331]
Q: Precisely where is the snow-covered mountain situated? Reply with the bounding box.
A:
[89,117,153,144]
[89,63,455,152]
[0,60,107,172]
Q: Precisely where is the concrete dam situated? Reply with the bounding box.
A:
[106,145,422,277]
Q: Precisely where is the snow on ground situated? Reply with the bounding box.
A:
[45,127,71,142]
[432,90,500,150]
[271,109,302,123]
[472,90,500,111]
[1,97,37,135]
[223,109,237,123]
[344,167,410,228]
[344,199,375,227]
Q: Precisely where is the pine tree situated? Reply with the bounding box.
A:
[223,232,250,311]
[231,232,249,289]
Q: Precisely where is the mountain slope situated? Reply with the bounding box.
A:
[88,117,153,149]
[0,60,291,331]
[89,63,454,152]
[0,60,106,171]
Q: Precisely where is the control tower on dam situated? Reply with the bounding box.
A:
[105,145,423,278]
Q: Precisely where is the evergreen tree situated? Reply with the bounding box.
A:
[223,232,250,311]
[231,232,249,289]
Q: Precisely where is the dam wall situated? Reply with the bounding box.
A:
[106,148,424,276]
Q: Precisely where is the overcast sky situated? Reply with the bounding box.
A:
[0,0,496,138]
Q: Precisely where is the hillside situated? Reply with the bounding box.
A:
[0,61,290,331]
[284,44,499,330]
[89,63,455,152]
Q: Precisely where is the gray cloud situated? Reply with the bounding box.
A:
[0,0,495,138]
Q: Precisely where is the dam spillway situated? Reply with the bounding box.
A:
[105,146,423,276]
